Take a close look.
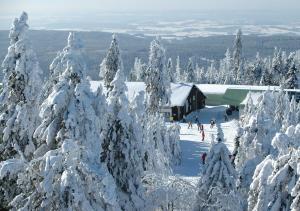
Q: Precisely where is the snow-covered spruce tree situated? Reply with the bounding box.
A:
[196,65,207,84]
[260,68,273,86]
[206,61,217,84]
[175,55,182,82]
[184,57,195,82]
[236,63,245,85]
[101,69,146,210]
[40,31,86,104]
[0,12,42,208]
[167,57,175,82]
[248,124,300,211]
[282,95,298,131]
[145,38,171,114]
[101,34,123,91]
[232,29,243,83]
[235,91,277,190]
[244,53,263,85]
[7,32,120,210]
[285,59,298,89]
[129,57,146,82]
[271,47,284,85]
[283,52,295,82]
[222,48,234,84]
[194,140,243,211]
[273,87,289,131]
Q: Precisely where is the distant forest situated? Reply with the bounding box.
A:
[0,30,300,80]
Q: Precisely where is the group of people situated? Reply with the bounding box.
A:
[185,116,218,142]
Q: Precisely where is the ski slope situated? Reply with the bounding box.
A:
[173,106,239,178]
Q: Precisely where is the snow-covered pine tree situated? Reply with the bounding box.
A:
[0,12,42,208]
[244,53,263,85]
[185,57,195,82]
[6,32,120,210]
[175,56,182,82]
[282,96,298,131]
[145,38,171,114]
[232,29,243,83]
[167,57,175,82]
[129,57,146,82]
[101,34,123,91]
[271,47,284,85]
[206,61,217,84]
[260,68,273,86]
[235,91,278,192]
[197,65,207,84]
[248,124,300,211]
[40,31,86,103]
[273,87,289,131]
[236,63,245,85]
[285,59,298,89]
[101,69,145,210]
[222,48,234,84]
[283,52,295,82]
[194,140,242,211]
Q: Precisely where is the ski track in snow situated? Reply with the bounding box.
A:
[172,106,239,179]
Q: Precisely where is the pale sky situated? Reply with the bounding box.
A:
[1,0,300,15]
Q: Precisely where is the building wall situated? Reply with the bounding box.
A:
[172,85,206,121]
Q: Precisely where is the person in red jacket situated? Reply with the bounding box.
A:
[201,152,207,164]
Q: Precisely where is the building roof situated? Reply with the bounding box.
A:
[196,84,300,106]
[89,81,195,107]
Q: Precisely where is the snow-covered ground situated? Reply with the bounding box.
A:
[173,106,239,178]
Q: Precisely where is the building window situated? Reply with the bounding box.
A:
[193,95,195,101]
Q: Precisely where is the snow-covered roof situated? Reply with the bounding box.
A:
[195,84,280,95]
[89,81,194,107]
[196,84,300,95]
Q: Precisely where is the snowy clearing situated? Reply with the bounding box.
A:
[173,106,239,178]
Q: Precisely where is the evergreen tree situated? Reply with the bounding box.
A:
[145,38,171,114]
[221,49,234,84]
[233,29,243,83]
[206,61,217,84]
[7,32,120,210]
[0,12,42,208]
[175,56,182,82]
[260,68,273,86]
[101,69,145,210]
[194,140,242,211]
[167,57,174,82]
[247,53,263,85]
[129,57,146,82]
[101,34,123,91]
[185,57,195,82]
[41,31,86,103]
[271,47,284,85]
[285,60,298,89]
[248,125,300,211]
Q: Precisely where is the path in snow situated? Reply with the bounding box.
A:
[173,106,239,177]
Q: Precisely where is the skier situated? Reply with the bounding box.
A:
[201,152,207,164]
[196,117,201,131]
[188,120,193,129]
[201,130,205,141]
[199,123,204,132]
[210,119,214,128]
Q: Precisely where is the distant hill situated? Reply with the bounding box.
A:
[0,30,300,80]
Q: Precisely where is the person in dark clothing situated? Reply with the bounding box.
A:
[195,117,201,131]
[188,121,193,129]
[201,152,207,164]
